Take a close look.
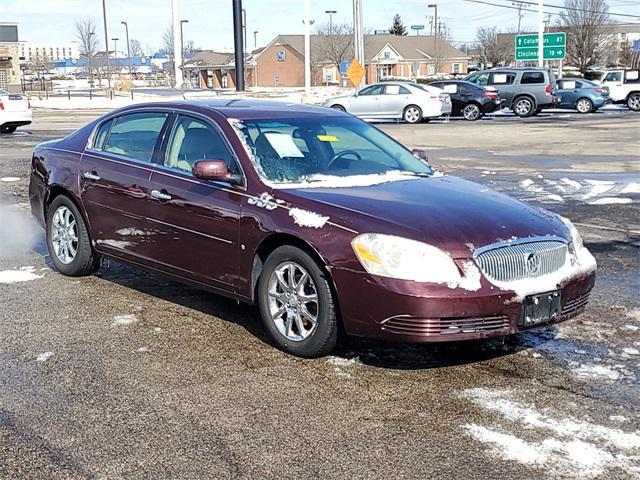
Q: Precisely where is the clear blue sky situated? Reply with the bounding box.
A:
[4,0,639,52]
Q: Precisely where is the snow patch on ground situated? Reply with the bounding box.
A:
[0,266,44,284]
[36,351,54,362]
[136,346,151,353]
[0,177,21,182]
[288,208,329,229]
[333,367,352,379]
[621,182,640,194]
[462,388,640,478]
[574,363,621,381]
[111,314,140,327]
[327,356,361,367]
[589,197,633,205]
[515,177,639,204]
[622,348,639,356]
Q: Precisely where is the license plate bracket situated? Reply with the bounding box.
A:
[521,290,561,327]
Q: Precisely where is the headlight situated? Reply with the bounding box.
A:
[557,214,583,251]
[351,233,461,284]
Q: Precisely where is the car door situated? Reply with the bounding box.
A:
[557,79,580,108]
[348,84,385,117]
[378,84,412,117]
[488,72,516,105]
[144,113,243,291]
[80,110,171,263]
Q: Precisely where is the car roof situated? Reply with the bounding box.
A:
[113,99,343,121]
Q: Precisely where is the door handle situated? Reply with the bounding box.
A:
[83,171,101,181]
[150,189,172,201]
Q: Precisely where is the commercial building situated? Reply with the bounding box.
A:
[182,34,469,89]
[21,42,80,62]
[0,23,22,92]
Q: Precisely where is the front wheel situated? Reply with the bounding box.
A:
[258,246,338,357]
[46,195,100,276]
[403,105,423,124]
[576,97,594,114]
[513,97,535,117]
[627,93,640,112]
[462,103,482,121]
[0,125,17,134]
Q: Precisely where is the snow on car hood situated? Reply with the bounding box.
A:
[275,175,571,259]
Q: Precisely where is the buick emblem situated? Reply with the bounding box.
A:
[526,251,541,274]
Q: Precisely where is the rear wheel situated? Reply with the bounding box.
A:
[627,93,640,112]
[0,125,17,134]
[403,105,423,124]
[258,245,338,357]
[330,104,346,112]
[46,195,100,276]
[575,97,594,114]
[462,103,482,121]
[513,97,535,117]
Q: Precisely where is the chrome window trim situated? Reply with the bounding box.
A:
[473,235,568,258]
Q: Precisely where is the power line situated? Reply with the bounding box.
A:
[458,0,640,19]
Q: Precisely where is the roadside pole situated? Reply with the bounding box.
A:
[353,0,365,88]
[537,0,544,68]
[102,0,111,89]
[304,0,311,93]
[171,0,183,88]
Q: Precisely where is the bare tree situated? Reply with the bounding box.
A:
[475,27,513,67]
[313,22,354,72]
[129,38,143,57]
[183,40,197,59]
[161,26,174,57]
[560,0,612,72]
[74,19,99,84]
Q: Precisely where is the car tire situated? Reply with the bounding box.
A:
[403,105,423,124]
[513,97,535,117]
[575,97,594,114]
[330,104,346,112]
[258,245,338,358]
[627,93,640,112]
[0,125,17,134]
[46,195,100,277]
[462,103,482,121]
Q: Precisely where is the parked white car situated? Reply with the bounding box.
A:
[323,82,452,123]
[0,89,32,134]
[598,69,640,111]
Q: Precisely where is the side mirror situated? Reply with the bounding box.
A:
[411,148,429,163]
[193,160,237,183]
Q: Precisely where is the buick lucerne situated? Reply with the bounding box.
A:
[29,100,596,357]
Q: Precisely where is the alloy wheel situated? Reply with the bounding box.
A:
[462,103,481,121]
[404,106,421,123]
[628,94,640,111]
[267,261,319,342]
[514,98,533,116]
[51,206,78,264]
[576,98,592,113]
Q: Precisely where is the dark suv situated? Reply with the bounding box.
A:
[465,67,559,117]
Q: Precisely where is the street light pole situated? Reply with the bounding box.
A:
[537,0,544,68]
[325,10,337,34]
[121,22,132,78]
[254,30,258,48]
[232,0,245,91]
[428,4,438,74]
[112,37,119,77]
[102,0,111,88]
[87,31,96,86]
[180,20,189,59]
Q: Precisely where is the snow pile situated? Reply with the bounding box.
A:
[516,177,639,204]
[590,197,633,205]
[0,266,44,284]
[288,208,329,229]
[583,179,615,199]
[452,261,482,292]
[36,351,54,362]
[111,314,139,327]
[462,388,640,478]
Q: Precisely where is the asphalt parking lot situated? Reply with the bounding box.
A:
[1,108,639,479]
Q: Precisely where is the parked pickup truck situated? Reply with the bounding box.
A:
[599,69,640,111]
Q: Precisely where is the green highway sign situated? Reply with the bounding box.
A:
[411,25,425,30]
[515,32,566,60]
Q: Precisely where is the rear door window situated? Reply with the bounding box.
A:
[93,119,113,150]
[102,112,169,162]
[490,72,516,85]
[521,72,546,84]
[467,72,490,86]
[358,85,384,96]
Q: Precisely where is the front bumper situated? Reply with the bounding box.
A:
[332,267,596,343]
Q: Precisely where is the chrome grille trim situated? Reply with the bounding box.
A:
[474,236,569,283]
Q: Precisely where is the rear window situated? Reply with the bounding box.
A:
[93,119,113,150]
[521,72,546,84]
[102,112,168,162]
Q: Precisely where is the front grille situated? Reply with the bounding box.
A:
[382,315,510,337]
[475,239,568,283]
[561,291,591,318]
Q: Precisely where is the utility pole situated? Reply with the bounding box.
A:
[353,0,365,88]
[325,10,337,34]
[232,0,245,91]
[254,30,258,48]
[537,0,544,68]
[171,0,183,88]
[304,0,311,92]
[88,31,97,86]
[121,22,132,78]
[102,0,111,88]
[512,1,525,34]
[428,4,438,74]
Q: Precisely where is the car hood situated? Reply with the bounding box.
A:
[275,176,569,258]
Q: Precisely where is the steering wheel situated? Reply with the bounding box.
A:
[326,149,363,170]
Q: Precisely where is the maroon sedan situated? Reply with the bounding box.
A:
[29,100,596,357]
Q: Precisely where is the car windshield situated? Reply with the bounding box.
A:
[231,116,433,187]
[0,89,8,95]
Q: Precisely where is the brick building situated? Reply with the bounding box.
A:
[0,23,22,92]
[182,34,469,89]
